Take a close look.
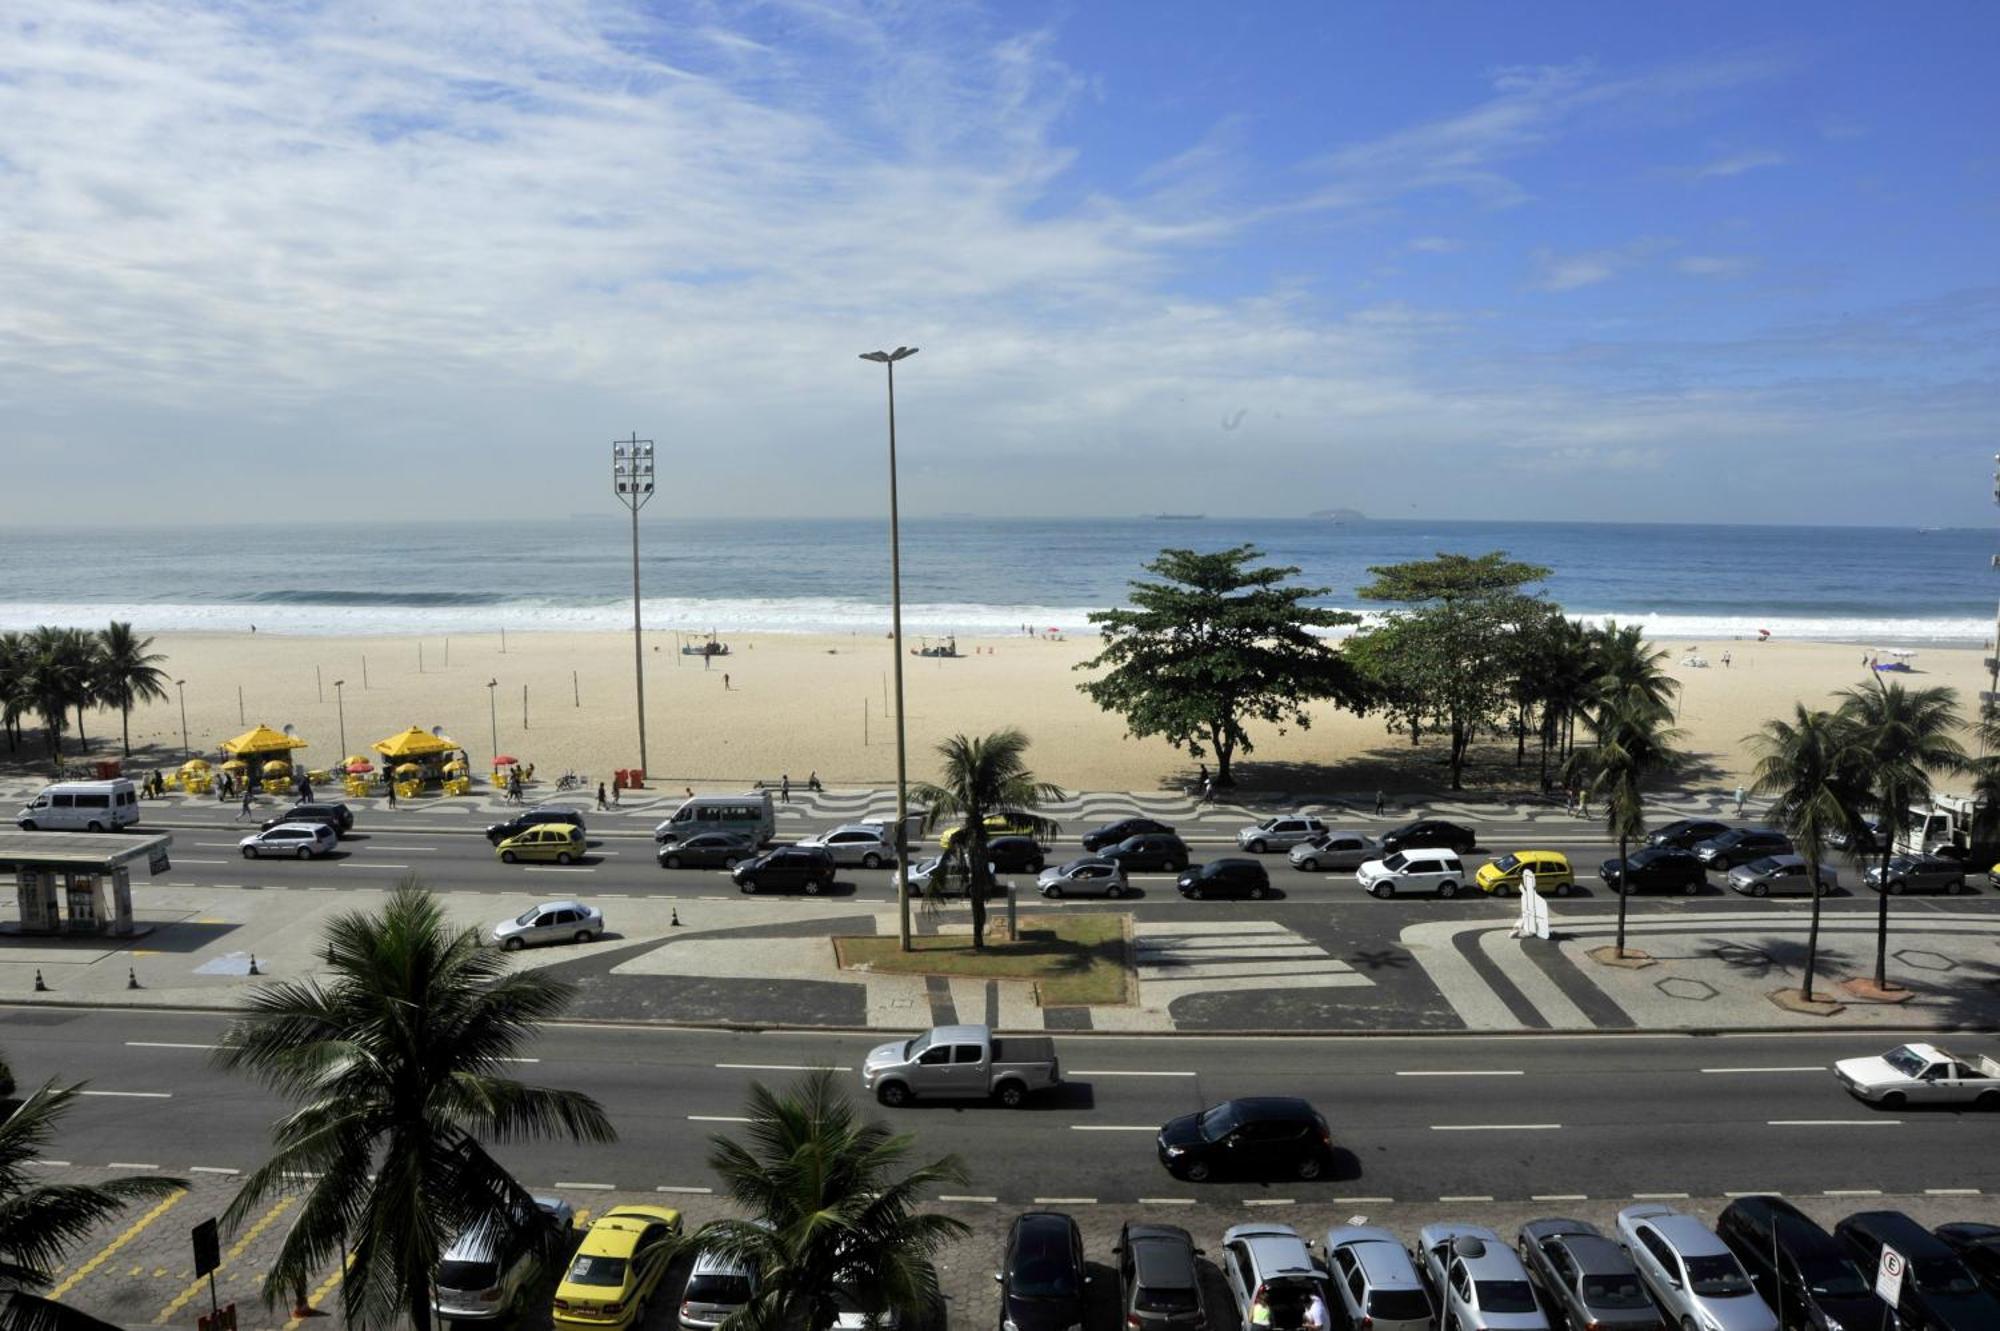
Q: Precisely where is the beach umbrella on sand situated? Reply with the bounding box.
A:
[344,758,374,774]
[178,757,211,773]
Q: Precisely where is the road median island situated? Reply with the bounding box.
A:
[833,912,1132,1006]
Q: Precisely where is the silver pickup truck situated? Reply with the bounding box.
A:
[861,1023,1061,1108]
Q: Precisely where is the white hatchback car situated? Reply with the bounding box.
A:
[1356,850,1466,899]
[238,822,338,859]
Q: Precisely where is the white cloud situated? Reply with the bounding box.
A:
[1680,148,1786,180]
[1407,236,1464,253]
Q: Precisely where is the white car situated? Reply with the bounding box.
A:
[239,822,338,859]
[490,900,604,951]
[1833,1042,2000,1109]
[1615,1205,1776,1331]
[1356,851,1466,899]
[1237,816,1328,853]
[1290,830,1379,872]
[798,823,898,869]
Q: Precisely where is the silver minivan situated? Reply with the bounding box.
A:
[679,1247,760,1328]
[17,779,141,832]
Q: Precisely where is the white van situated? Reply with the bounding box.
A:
[18,779,142,832]
[654,791,776,846]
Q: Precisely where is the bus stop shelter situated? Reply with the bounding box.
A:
[0,832,173,939]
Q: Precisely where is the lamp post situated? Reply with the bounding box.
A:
[612,435,656,780]
[332,679,347,757]
[175,679,189,759]
[486,678,499,768]
[860,346,917,951]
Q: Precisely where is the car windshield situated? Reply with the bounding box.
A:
[1581,1276,1650,1308]
[1685,1255,1755,1297]
[1197,1102,1241,1141]
[1795,1258,1868,1299]
[1491,853,1521,872]
[1010,1249,1080,1299]
[1743,856,1781,874]
[685,1273,752,1302]
[513,907,539,926]
[1883,1046,1928,1076]
[1474,1280,1538,1313]
[435,1259,499,1291]
[906,1032,933,1059]
[1912,1259,1980,1295]
[565,1253,627,1287]
[1382,852,1408,871]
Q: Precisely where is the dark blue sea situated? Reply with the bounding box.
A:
[0,518,1990,643]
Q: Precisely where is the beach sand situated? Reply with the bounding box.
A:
[18,630,1992,796]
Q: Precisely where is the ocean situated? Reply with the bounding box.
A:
[1,518,1992,644]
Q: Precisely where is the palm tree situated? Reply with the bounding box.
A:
[0,1077,184,1330]
[0,633,27,754]
[93,623,170,758]
[683,1069,969,1331]
[215,885,616,1331]
[1591,619,1678,724]
[1836,679,1966,989]
[1584,693,1681,958]
[21,628,88,761]
[910,730,1064,950]
[1749,706,1870,1002]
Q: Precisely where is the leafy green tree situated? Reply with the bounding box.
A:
[1583,694,1681,957]
[1749,706,1870,1001]
[0,1077,184,1330]
[1590,620,1678,723]
[1835,680,1966,989]
[679,1069,969,1331]
[93,623,170,758]
[216,885,615,1331]
[21,628,94,761]
[1076,545,1366,786]
[911,730,1062,951]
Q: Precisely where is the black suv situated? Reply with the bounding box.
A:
[261,802,353,836]
[1156,1096,1333,1182]
[1114,1222,1205,1331]
[486,807,588,844]
[1082,818,1177,852]
[1934,1223,2000,1299]
[997,1212,1087,1331]
[1379,819,1477,856]
[1647,818,1729,850]
[732,846,836,894]
[1599,846,1705,895]
[1693,827,1791,870]
[1717,1196,1876,1331]
[986,836,1047,874]
[1175,859,1272,900]
[1101,833,1191,873]
[1834,1211,2000,1331]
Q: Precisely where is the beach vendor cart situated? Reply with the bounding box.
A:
[372,727,460,800]
[220,724,308,795]
[176,757,213,795]
[441,756,472,797]
[341,756,375,798]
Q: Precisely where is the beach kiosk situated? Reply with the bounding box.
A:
[221,724,309,795]
[0,830,172,938]
[372,727,459,799]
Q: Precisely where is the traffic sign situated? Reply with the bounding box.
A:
[1875,1245,1906,1306]
[191,1218,220,1278]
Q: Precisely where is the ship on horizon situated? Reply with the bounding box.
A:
[1151,512,1206,520]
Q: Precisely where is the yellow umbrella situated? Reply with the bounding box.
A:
[393,762,422,776]
[220,759,249,773]
[178,757,211,772]
[372,727,458,759]
[261,760,292,776]
[343,753,373,769]
[221,724,308,756]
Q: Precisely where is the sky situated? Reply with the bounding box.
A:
[2,1,1997,525]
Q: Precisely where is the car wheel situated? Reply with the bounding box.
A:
[1027,858,1043,873]
[1975,1088,1999,1111]
[1815,881,1831,897]
[862,853,882,869]
[1188,887,1206,901]
[1887,880,1905,895]
[664,854,682,869]
[501,850,517,863]
[1370,881,1394,899]
[18,821,34,832]
[1295,1154,1325,1181]
[1299,857,1319,872]
[876,1080,911,1108]
[556,852,573,865]
[1182,1159,1211,1183]
[1248,884,1269,900]
[502,936,525,952]
[994,1081,1027,1108]
[804,878,823,895]
[86,821,103,833]
[740,881,757,894]
[1553,881,1571,897]
[573,930,593,944]
[1249,839,1267,854]
[1682,1319,1698,1331]
[1044,883,1064,898]
[1882,1091,1906,1110]
[242,846,256,859]
[1436,880,1459,899]
[1104,883,1125,899]
[1683,879,1700,896]
[722,856,739,870]
[1749,881,1768,897]
[1946,877,1965,895]
[297,847,310,860]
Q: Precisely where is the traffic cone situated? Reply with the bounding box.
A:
[670,908,682,927]
[247,953,261,976]
[33,969,47,992]
[127,967,140,990]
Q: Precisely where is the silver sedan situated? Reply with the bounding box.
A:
[1725,854,1836,897]
[1289,830,1380,872]
[1035,857,1130,898]
[490,900,604,951]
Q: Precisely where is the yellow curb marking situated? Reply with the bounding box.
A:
[49,1190,185,1301]
[283,1252,353,1330]
[154,1196,295,1323]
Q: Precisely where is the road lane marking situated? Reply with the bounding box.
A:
[1431,1123,1562,1131]
[173,859,226,865]
[154,1196,294,1323]
[194,843,240,848]
[1396,1070,1523,1077]
[687,1115,754,1123]
[1033,1197,1096,1205]
[936,1194,997,1203]
[1633,1192,1689,1199]
[1139,1198,1196,1205]
[526,866,596,873]
[1334,1197,1395,1204]
[81,1090,171,1099]
[47,1188,185,1299]
[30,1159,70,1168]
[1823,1189,1884,1197]
[1768,1119,1900,1127]
[189,1166,241,1175]
[1441,1195,1494,1202]
[496,1057,540,1063]
[126,1042,219,1050]
[110,1163,159,1170]
[1702,1066,1825,1074]
[1070,1069,1197,1077]
[715,1063,854,1072]
[1242,1198,1294,1207]
[656,1186,714,1195]
[340,863,411,870]
[555,1182,615,1191]
[1724,1191,1782,1198]
[1926,1188,1982,1196]
[1069,1125,1159,1132]
[1533,1194,1589,1202]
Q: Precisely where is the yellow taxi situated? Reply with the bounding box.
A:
[551,1205,682,1329]
[939,813,1042,853]
[1474,850,1574,896]
[496,823,586,865]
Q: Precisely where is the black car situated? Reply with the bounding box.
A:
[1934,1222,2000,1299]
[1175,859,1272,900]
[656,832,755,870]
[261,802,354,836]
[1693,827,1792,870]
[986,836,1047,874]
[731,846,836,894]
[1834,1211,2000,1331]
[997,1212,1087,1331]
[1156,1096,1333,1182]
[1599,846,1706,895]
[1114,1222,1205,1331]
[1717,1196,1877,1331]
[1379,819,1477,856]
[1647,818,1730,850]
[1515,1219,1663,1331]
[1082,817,1177,852]
[486,807,589,844]
[1102,833,1191,873]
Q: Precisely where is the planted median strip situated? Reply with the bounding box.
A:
[834,912,1133,1006]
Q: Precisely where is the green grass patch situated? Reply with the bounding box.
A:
[833,913,1130,1007]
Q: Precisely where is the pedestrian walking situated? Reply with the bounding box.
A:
[780,774,791,804]
[237,787,254,819]
[1200,775,1214,806]
[611,783,621,806]
[1734,783,1747,816]
[385,778,398,809]
[1373,789,1386,816]
[1721,650,1732,669]
[723,672,730,690]
[684,786,694,799]
[596,781,609,810]
[1578,789,1590,818]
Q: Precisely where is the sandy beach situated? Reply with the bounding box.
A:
[16,628,1989,798]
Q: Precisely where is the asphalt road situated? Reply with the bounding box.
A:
[5,1008,1994,1206]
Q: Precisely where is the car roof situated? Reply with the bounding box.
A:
[828,823,883,835]
[264,822,329,833]
[534,899,588,912]
[689,1247,754,1276]
[1206,857,1261,871]
[1229,1095,1318,1121]
[1342,1237,1423,1287]
[1839,1211,1952,1257]
[1562,1235,1632,1276]
[1224,1224,1316,1275]
[1501,849,1568,861]
[1126,1227,1197,1286]
[931,1024,989,1044]
[1641,1213,1729,1257]
[1013,1211,1080,1242]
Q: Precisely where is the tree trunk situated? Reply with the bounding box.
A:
[1211,724,1236,786]
[1514,701,1527,766]
[1801,853,1823,1002]
[968,830,989,950]
[121,703,132,757]
[1873,838,1894,989]
[1614,833,1629,957]
[74,702,88,753]
[1447,717,1469,790]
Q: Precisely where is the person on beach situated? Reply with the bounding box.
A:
[1734,783,1747,816]
[808,771,822,792]
[1721,650,1732,668]
[596,781,609,810]
[723,672,730,690]
[780,774,790,804]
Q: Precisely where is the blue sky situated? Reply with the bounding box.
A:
[1,1,1996,523]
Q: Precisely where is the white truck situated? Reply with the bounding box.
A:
[1893,792,1997,863]
[861,1024,1061,1108]
[1833,1042,2000,1109]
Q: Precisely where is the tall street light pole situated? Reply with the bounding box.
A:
[175,679,189,759]
[332,679,347,757]
[613,435,656,779]
[861,346,917,951]
[486,678,499,768]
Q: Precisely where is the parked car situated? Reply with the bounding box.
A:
[261,802,353,836]
[1220,1224,1330,1330]
[731,846,836,894]
[939,813,1044,853]
[1834,1211,2000,1331]
[1356,850,1467,899]
[1648,818,1731,850]
[862,1024,1061,1108]
[1237,815,1327,853]
[797,823,898,869]
[1416,1226,1550,1331]
[1715,1196,1876,1331]
[1726,854,1836,898]
[1515,1218,1661,1331]
[1600,846,1706,895]
[238,822,338,860]
[490,806,587,844]
[1933,1222,2000,1299]
[1616,1204,1777,1331]
[1113,1222,1206,1331]
[496,822,586,865]
[551,1205,683,1330]
[677,1245,759,1330]
[996,1212,1088,1331]
[491,900,604,951]
[1036,856,1130,898]
[1082,817,1176,852]
[655,832,755,870]
[1829,818,1886,853]
[1175,858,1273,900]
[907,837,1049,894]
[1863,854,1968,895]
[1290,830,1379,872]
[1380,819,1478,856]
[1833,1042,2000,1109]
[434,1196,577,1326]
[831,1286,907,1331]
[1155,1096,1334,1182]
[1475,850,1574,897]
[1101,833,1192,873]
[1323,1225,1433,1331]
[1694,829,1793,871]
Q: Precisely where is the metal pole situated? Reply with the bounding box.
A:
[886,357,912,951]
[334,681,346,757]
[316,665,322,702]
[487,681,498,765]
[614,435,655,779]
[237,684,244,726]
[573,670,580,707]
[522,684,529,730]
[176,681,188,759]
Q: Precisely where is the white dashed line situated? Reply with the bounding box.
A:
[496,1057,540,1064]
[126,1042,219,1050]
[1823,1189,1884,1197]
[1724,1191,1781,1198]
[1701,1066,1825,1074]
[1633,1192,1689,1200]
[1441,1195,1494,1203]
[1768,1119,1900,1127]
[525,866,596,873]
[1431,1123,1561,1131]
[29,1160,69,1168]
[1925,1188,1982,1196]
[173,859,226,865]
[80,1090,171,1099]
[687,1115,755,1123]
[1397,1070,1524,1077]
[936,1194,997,1204]
[1139,1198,1196,1206]
[1335,1197,1395,1204]
[656,1186,715,1195]
[715,1063,854,1073]
[1069,1125,1160,1132]
[110,1162,159,1171]
[190,1166,241,1176]
[556,1182,615,1191]
[1070,1070,1198,1078]
[1242,1199,1294,1207]
[1533,1194,1589,1202]
[340,863,411,870]
[1033,1197,1097,1205]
